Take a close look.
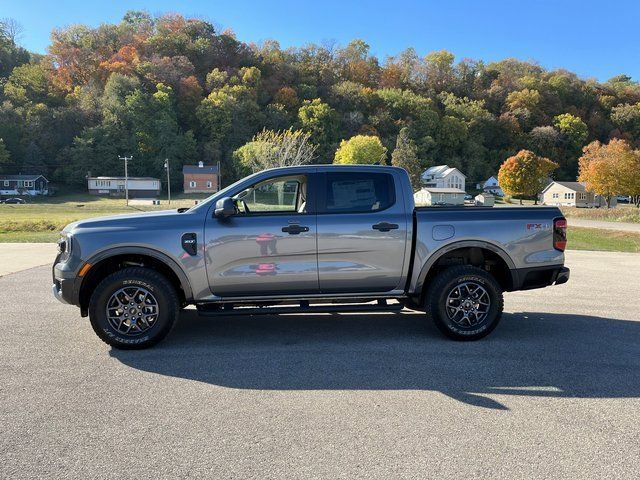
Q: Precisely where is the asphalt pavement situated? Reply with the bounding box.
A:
[1,251,639,479]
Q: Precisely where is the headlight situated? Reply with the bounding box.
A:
[58,234,73,255]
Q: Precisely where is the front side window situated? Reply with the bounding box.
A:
[207,181,212,188]
[190,181,197,188]
[236,175,307,214]
[324,172,394,213]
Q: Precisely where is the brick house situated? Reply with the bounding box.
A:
[183,162,219,194]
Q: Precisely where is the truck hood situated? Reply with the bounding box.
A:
[62,209,187,234]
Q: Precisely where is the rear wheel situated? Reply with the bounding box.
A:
[88,267,179,349]
[425,265,503,341]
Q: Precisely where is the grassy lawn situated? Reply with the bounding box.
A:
[567,227,640,253]
[0,193,209,243]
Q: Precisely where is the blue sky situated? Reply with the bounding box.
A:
[2,0,639,81]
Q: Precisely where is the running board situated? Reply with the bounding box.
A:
[196,299,404,317]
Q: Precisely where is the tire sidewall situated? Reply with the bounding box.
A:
[432,271,502,339]
[89,272,176,348]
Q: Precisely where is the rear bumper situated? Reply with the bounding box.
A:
[512,265,570,291]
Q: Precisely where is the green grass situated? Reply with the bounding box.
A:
[0,231,61,243]
[0,193,209,242]
[567,227,640,253]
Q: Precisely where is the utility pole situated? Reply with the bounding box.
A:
[118,155,133,206]
[164,159,171,205]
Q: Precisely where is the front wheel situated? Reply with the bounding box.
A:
[425,266,504,341]
[88,267,179,349]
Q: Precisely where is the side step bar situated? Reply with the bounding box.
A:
[196,299,404,317]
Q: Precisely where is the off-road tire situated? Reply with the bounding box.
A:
[425,265,503,341]
[88,267,179,349]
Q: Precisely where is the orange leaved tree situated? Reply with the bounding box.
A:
[578,139,637,208]
[498,150,559,204]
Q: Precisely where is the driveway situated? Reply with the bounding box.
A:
[0,242,57,277]
[0,251,639,479]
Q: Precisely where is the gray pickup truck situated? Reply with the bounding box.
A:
[53,165,569,348]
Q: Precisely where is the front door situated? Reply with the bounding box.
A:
[204,173,318,297]
[316,170,408,293]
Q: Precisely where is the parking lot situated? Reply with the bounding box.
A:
[1,250,639,479]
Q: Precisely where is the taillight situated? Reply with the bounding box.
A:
[554,218,567,251]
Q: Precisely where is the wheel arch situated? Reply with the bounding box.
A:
[411,240,517,302]
[76,247,193,315]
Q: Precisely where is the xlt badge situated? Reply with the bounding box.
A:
[181,232,198,256]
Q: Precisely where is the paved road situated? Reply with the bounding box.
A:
[567,218,640,232]
[1,251,639,479]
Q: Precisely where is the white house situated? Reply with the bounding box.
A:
[414,187,466,206]
[421,165,466,191]
[87,177,161,198]
[477,176,504,197]
[0,174,49,196]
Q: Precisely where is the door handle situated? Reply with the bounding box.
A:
[282,225,309,235]
[372,222,399,232]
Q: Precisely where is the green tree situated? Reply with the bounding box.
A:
[0,138,11,174]
[22,141,46,174]
[297,98,338,160]
[391,128,422,190]
[498,150,558,204]
[554,113,588,148]
[334,135,387,165]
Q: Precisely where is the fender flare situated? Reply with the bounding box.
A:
[78,246,194,301]
[412,240,517,295]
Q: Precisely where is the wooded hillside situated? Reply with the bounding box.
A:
[1,12,639,188]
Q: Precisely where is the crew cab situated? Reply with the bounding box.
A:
[53,165,569,348]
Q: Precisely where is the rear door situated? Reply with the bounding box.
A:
[316,170,408,293]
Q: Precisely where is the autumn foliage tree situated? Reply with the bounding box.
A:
[578,139,640,208]
[498,150,558,204]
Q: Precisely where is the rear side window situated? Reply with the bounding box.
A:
[324,172,395,213]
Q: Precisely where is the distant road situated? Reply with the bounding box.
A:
[567,218,640,232]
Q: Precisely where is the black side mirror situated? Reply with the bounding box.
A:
[214,197,236,218]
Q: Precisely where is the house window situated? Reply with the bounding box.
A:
[207,181,212,188]
[552,193,559,199]
[3,180,8,187]
[24,181,34,188]
[579,193,586,200]
[189,181,197,188]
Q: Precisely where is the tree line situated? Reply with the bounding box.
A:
[1,12,640,193]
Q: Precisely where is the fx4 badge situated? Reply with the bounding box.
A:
[526,223,550,231]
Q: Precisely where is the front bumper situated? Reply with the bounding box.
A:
[52,251,82,306]
[52,273,78,305]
